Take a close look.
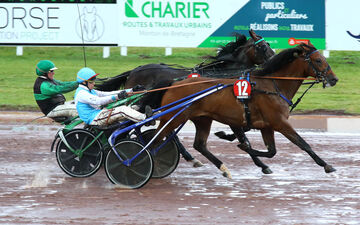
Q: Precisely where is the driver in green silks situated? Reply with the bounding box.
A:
[33,60,79,119]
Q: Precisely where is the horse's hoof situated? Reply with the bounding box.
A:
[220,164,232,179]
[324,164,336,173]
[222,172,232,179]
[190,159,204,168]
[214,131,226,138]
[214,131,236,142]
[262,167,273,174]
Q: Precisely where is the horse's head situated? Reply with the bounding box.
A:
[215,31,274,69]
[245,29,275,65]
[297,42,338,87]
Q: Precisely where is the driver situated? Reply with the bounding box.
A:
[33,60,79,120]
[74,67,154,126]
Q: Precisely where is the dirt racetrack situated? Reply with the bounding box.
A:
[0,123,359,225]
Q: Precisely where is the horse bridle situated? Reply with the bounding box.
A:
[304,49,332,87]
[253,37,271,60]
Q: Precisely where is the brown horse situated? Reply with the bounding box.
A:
[147,42,338,178]
[96,30,275,168]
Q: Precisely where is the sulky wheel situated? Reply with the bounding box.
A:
[56,129,103,178]
[140,129,180,179]
[105,139,153,189]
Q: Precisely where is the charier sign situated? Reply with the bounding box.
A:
[118,0,247,47]
[0,0,118,46]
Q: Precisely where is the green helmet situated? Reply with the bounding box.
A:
[36,60,58,76]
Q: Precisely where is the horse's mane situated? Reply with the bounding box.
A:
[214,33,248,59]
[254,45,304,76]
[198,33,249,71]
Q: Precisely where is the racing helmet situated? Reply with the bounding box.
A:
[36,60,58,76]
[76,67,99,83]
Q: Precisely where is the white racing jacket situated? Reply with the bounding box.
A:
[74,84,124,124]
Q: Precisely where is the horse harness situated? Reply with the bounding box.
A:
[234,48,329,128]
[232,77,293,130]
[304,49,332,88]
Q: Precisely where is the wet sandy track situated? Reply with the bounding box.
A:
[0,124,359,224]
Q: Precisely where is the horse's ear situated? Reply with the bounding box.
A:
[300,43,312,52]
[249,29,256,39]
[92,6,97,14]
[307,41,315,49]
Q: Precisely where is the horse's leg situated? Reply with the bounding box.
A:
[230,127,251,150]
[244,120,335,173]
[276,122,336,173]
[172,133,204,167]
[230,126,273,174]
[192,117,232,178]
[214,131,236,142]
[239,128,277,159]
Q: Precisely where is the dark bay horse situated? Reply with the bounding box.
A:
[145,42,338,178]
[95,29,274,91]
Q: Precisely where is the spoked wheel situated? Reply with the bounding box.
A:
[105,140,153,189]
[56,129,103,178]
[140,129,180,179]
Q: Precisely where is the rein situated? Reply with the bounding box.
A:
[250,75,316,81]
[290,82,317,112]
[133,72,318,96]
[132,79,221,95]
[250,48,325,110]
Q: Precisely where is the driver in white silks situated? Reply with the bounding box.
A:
[74,67,154,126]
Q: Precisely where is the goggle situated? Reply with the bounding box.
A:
[87,77,96,84]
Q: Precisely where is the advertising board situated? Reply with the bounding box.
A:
[118,0,247,47]
[201,0,325,49]
[0,0,330,50]
[0,0,118,46]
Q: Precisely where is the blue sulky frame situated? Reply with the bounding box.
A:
[107,83,232,167]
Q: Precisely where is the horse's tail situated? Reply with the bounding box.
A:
[139,79,174,112]
[95,70,131,91]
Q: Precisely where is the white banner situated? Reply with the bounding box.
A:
[0,4,118,45]
[118,0,249,47]
[326,0,360,50]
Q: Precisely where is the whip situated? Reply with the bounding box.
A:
[77,1,87,67]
